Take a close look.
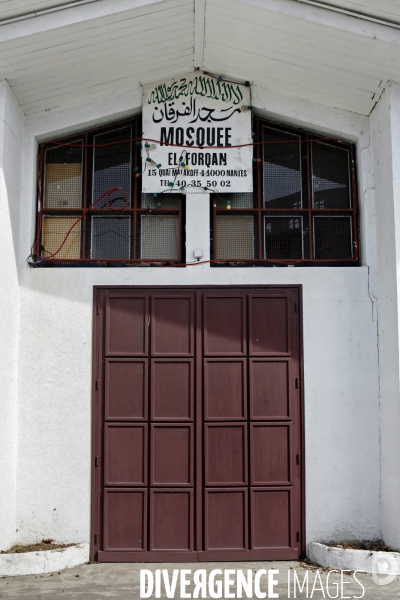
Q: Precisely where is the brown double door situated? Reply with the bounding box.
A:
[92,286,304,562]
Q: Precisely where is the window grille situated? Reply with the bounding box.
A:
[211,117,359,266]
[35,117,184,264]
[215,213,256,260]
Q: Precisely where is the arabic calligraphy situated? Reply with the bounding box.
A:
[148,75,244,106]
[152,97,241,124]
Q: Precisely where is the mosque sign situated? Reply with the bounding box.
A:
[142,72,253,193]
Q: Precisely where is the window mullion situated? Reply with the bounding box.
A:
[256,117,262,260]
[133,120,138,260]
[81,132,89,259]
[350,144,359,261]
[306,133,313,260]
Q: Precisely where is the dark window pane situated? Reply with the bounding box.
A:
[262,126,302,209]
[313,216,353,259]
[264,216,304,259]
[92,126,132,209]
[91,216,131,259]
[44,139,83,209]
[311,143,351,209]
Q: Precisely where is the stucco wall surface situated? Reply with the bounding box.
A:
[7,82,381,549]
[371,83,400,550]
[14,266,380,546]
[0,82,23,551]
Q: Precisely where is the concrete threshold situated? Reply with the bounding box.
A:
[1,560,400,599]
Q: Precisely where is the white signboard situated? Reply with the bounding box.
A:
[142,72,253,193]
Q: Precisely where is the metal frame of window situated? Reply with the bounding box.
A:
[35,116,184,265]
[211,116,359,266]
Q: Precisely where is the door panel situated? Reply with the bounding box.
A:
[250,423,291,485]
[105,296,148,356]
[250,488,292,550]
[151,359,194,421]
[103,489,147,551]
[105,359,148,420]
[94,286,304,562]
[150,424,193,486]
[104,424,147,486]
[151,296,194,356]
[150,489,194,551]
[249,296,290,355]
[203,295,246,356]
[249,359,290,420]
[205,489,248,550]
[204,359,247,420]
[204,424,248,486]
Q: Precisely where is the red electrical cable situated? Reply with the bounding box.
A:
[37,135,348,152]
[35,187,129,260]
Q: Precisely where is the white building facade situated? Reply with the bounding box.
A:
[0,0,400,561]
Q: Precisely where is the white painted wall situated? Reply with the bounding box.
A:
[15,267,381,546]
[389,83,400,550]
[0,81,23,551]
[371,83,400,550]
[0,82,381,549]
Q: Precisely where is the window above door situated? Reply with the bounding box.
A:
[32,115,359,267]
[33,116,185,266]
[211,117,359,266]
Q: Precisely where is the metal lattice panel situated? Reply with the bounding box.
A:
[140,214,180,260]
[36,118,183,263]
[92,126,132,209]
[43,137,83,209]
[42,215,81,260]
[313,214,353,259]
[90,216,131,260]
[211,116,358,265]
[263,215,304,260]
[215,213,256,260]
[311,142,351,209]
[262,126,303,210]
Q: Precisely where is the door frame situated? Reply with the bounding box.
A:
[90,285,306,561]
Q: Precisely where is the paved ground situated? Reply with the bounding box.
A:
[1,560,400,599]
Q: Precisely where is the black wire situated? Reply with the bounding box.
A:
[205,187,230,204]
[202,71,250,88]
[158,149,187,195]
